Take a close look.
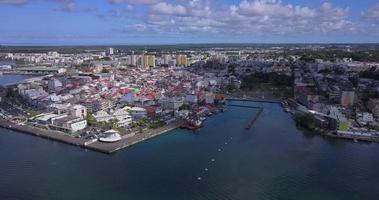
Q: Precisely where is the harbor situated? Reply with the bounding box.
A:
[2,100,379,200]
[0,117,185,154]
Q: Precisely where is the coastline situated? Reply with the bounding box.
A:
[0,118,185,154]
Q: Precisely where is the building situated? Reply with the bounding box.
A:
[108,48,114,55]
[176,54,188,66]
[368,99,379,118]
[52,116,87,133]
[159,97,184,110]
[129,107,147,119]
[340,90,355,107]
[48,78,63,91]
[143,55,155,68]
[128,55,137,66]
[70,105,87,119]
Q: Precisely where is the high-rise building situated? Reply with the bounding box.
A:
[108,48,114,55]
[128,55,137,66]
[163,54,171,65]
[176,54,188,66]
[143,55,155,68]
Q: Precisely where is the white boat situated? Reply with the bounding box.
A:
[99,130,122,143]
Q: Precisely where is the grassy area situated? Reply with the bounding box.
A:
[338,121,350,131]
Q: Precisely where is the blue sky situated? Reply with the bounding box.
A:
[0,0,378,45]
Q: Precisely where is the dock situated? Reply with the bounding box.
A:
[0,118,185,154]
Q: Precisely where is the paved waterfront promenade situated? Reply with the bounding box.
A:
[86,120,185,153]
[0,118,185,154]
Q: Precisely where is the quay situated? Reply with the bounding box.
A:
[325,132,379,143]
[0,118,185,154]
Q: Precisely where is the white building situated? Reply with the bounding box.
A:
[160,97,184,110]
[70,105,87,119]
[113,107,133,127]
[53,116,87,132]
[129,107,147,119]
[94,110,114,122]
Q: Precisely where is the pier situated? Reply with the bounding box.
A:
[227,103,264,130]
[0,118,185,154]
[244,108,264,130]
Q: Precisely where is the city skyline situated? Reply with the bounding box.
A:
[0,0,379,45]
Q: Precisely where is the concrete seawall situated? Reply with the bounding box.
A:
[0,118,185,154]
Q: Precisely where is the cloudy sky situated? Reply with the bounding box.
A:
[0,0,378,45]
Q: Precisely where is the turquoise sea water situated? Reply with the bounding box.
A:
[1,101,379,200]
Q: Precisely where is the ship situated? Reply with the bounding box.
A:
[182,119,203,130]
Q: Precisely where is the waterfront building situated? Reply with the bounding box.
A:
[93,110,113,122]
[129,107,147,119]
[113,107,133,127]
[52,116,87,133]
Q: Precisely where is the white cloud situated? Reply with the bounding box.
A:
[363,3,379,22]
[151,2,187,15]
[132,0,353,36]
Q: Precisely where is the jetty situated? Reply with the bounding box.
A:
[244,108,264,130]
[227,103,264,130]
[0,118,185,154]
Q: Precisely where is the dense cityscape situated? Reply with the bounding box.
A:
[1,45,379,152]
[1,0,379,199]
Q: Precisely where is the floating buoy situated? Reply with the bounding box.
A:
[218,148,222,152]
[197,177,202,180]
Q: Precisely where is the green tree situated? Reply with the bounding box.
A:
[86,113,96,126]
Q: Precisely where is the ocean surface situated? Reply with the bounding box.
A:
[1,101,379,200]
